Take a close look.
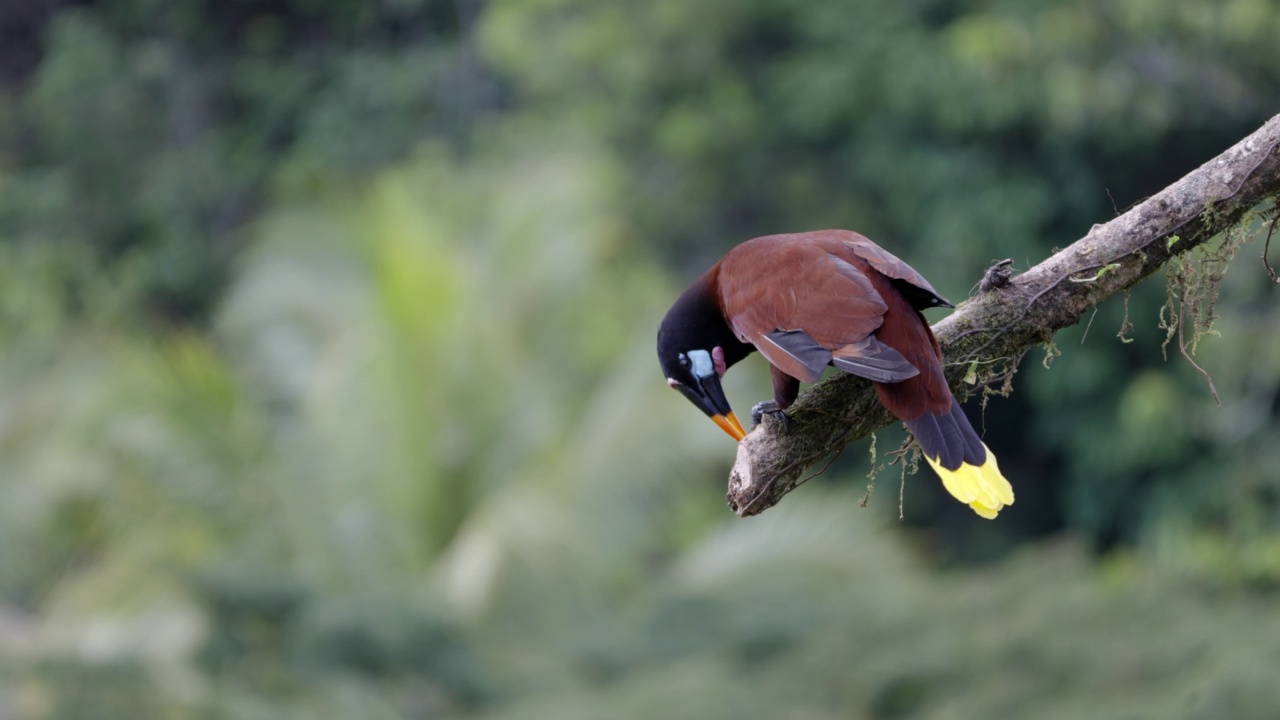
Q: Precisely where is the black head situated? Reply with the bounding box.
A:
[657,275,750,441]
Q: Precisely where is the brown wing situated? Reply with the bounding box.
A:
[716,232,918,385]
[838,230,951,308]
[865,267,953,421]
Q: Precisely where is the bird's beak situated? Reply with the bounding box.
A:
[712,411,747,441]
[669,373,747,442]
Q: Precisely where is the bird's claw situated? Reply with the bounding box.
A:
[751,400,790,433]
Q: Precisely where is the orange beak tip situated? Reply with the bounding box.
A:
[713,412,748,442]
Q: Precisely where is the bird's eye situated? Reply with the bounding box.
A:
[677,353,691,370]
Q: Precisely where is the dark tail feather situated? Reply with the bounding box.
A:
[905,397,986,470]
[905,397,1014,519]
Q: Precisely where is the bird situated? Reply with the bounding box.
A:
[656,229,1014,519]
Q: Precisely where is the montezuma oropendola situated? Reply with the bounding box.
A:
[656,229,1014,519]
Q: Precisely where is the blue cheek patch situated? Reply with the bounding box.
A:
[686,349,714,379]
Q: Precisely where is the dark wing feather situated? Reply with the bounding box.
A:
[840,231,952,309]
[760,330,832,383]
[830,335,920,383]
[759,327,920,385]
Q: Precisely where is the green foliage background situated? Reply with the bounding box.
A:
[1,0,1279,716]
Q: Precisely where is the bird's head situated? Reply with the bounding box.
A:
[657,331,747,442]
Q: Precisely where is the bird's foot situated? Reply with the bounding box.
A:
[751,400,790,433]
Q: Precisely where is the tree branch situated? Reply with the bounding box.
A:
[727,113,1280,517]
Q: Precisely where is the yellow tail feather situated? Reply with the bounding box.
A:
[922,442,1015,519]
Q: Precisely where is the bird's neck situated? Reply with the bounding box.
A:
[673,268,755,369]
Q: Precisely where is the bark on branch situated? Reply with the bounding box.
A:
[727,113,1280,517]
